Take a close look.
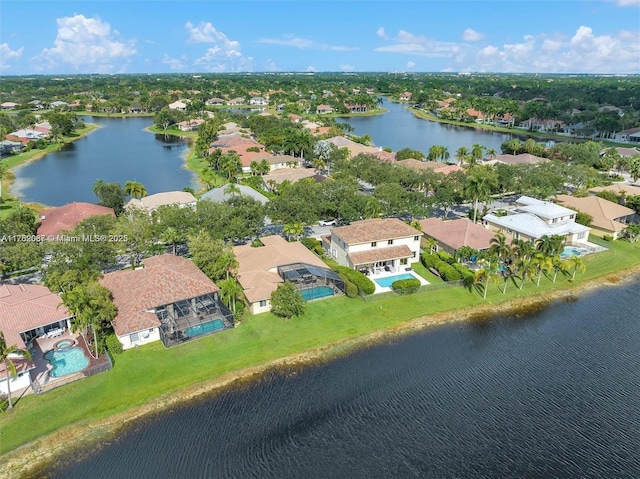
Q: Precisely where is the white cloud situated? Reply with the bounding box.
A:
[463,28,484,42]
[34,14,135,73]
[306,65,316,72]
[258,35,358,51]
[606,0,639,6]
[406,61,416,69]
[186,21,249,72]
[376,27,388,40]
[375,28,467,58]
[340,64,355,71]
[264,58,280,72]
[162,54,187,71]
[0,43,24,72]
[466,26,639,73]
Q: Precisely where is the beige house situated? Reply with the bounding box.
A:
[125,191,197,214]
[418,218,495,255]
[588,183,640,197]
[483,196,591,244]
[234,235,338,314]
[168,100,187,111]
[325,218,422,274]
[555,194,635,239]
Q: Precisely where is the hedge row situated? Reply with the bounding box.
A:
[421,252,462,281]
[338,273,359,298]
[334,266,376,294]
[391,278,421,295]
[300,237,323,255]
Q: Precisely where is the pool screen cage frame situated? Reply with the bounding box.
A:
[277,262,345,299]
[156,292,234,348]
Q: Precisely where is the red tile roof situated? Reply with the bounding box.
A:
[100,254,220,336]
[37,202,116,236]
[0,284,71,352]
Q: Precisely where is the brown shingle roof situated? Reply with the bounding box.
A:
[37,202,115,236]
[331,218,422,245]
[349,245,413,265]
[397,159,463,175]
[100,254,219,336]
[419,218,495,251]
[589,184,640,196]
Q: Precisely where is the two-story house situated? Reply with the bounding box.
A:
[324,218,423,275]
[483,196,591,245]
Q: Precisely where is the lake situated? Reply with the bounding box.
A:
[12,116,199,207]
[337,99,515,154]
[47,277,640,478]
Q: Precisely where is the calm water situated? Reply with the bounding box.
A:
[13,116,198,206]
[337,99,514,154]
[48,277,640,479]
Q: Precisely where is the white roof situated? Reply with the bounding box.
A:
[484,213,590,239]
[200,184,269,205]
[126,191,196,211]
[516,196,576,220]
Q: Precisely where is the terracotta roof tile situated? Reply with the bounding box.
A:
[419,218,495,251]
[331,218,422,245]
[37,202,115,236]
[100,254,219,336]
[349,245,413,265]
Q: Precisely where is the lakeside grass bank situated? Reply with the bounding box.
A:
[408,108,631,147]
[1,237,639,477]
[0,123,100,217]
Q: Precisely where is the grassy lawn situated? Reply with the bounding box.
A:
[1,238,639,455]
[411,261,444,283]
[147,125,199,139]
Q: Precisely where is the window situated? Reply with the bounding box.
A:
[412,251,416,258]
[552,218,558,224]
[578,232,585,240]
[388,239,394,245]
[371,241,377,247]
[130,332,139,343]
[400,258,408,265]
[414,236,419,241]
[259,300,267,307]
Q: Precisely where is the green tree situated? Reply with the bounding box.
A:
[0,164,9,202]
[93,180,126,215]
[124,180,147,199]
[270,281,306,319]
[567,255,586,279]
[465,168,497,223]
[188,230,237,281]
[60,281,116,359]
[283,222,305,241]
[219,277,244,314]
[0,331,32,410]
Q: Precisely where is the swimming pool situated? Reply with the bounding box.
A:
[300,286,334,301]
[561,246,588,258]
[44,347,89,378]
[374,273,419,288]
[184,319,226,338]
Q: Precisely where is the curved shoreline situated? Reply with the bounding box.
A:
[3,265,640,478]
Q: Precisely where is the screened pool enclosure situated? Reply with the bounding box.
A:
[156,292,234,348]
[277,263,345,301]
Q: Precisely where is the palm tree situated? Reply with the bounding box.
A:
[551,256,569,283]
[485,148,497,160]
[455,146,469,167]
[465,171,493,223]
[425,237,438,254]
[224,182,241,197]
[567,255,586,279]
[515,257,535,290]
[535,235,564,257]
[364,197,382,219]
[161,226,181,255]
[489,232,509,260]
[471,143,485,164]
[504,139,521,155]
[219,277,244,314]
[532,252,552,286]
[283,222,305,242]
[0,332,32,410]
[124,180,147,199]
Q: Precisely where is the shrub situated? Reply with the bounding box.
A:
[246,146,260,152]
[105,333,123,355]
[334,266,375,294]
[421,252,438,268]
[391,278,421,294]
[452,263,472,276]
[338,273,359,298]
[437,251,455,264]
[602,234,613,242]
[300,237,323,255]
[439,264,462,281]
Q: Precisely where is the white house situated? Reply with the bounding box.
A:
[168,100,187,111]
[249,97,269,106]
[483,196,591,244]
[325,218,423,274]
[125,191,197,214]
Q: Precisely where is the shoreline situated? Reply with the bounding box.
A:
[2,123,101,208]
[3,265,640,478]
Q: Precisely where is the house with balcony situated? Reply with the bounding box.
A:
[483,196,591,245]
[324,218,423,275]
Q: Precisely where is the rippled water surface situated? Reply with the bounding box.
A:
[51,279,640,478]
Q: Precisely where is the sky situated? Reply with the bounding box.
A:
[1,1,639,75]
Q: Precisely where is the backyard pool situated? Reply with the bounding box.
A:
[300,286,334,301]
[44,347,89,378]
[561,246,588,258]
[184,319,226,338]
[374,273,419,288]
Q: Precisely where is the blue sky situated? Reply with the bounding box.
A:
[1,1,638,75]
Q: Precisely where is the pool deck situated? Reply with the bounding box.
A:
[371,269,429,294]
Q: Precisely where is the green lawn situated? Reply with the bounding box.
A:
[1,239,639,456]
